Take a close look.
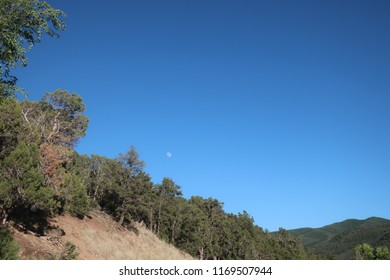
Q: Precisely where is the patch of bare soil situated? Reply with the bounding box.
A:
[12,210,193,260]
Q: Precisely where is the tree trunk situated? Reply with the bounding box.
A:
[118,209,126,226]
[170,218,177,244]
[199,247,204,260]
[157,199,163,235]
[149,207,153,231]
[93,184,99,201]
[1,213,8,225]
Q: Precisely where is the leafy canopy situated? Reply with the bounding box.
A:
[0,0,66,98]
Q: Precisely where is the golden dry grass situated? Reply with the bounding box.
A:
[13,210,193,260]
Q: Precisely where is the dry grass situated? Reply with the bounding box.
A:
[12,210,193,260]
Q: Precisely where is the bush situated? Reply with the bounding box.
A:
[60,242,79,260]
[0,227,19,260]
[355,243,390,260]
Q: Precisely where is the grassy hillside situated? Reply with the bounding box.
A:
[288,217,390,259]
[11,210,193,260]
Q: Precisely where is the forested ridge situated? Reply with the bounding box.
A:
[0,91,312,260]
[288,217,390,259]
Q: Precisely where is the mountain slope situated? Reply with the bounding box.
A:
[288,217,390,259]
[12,210,193,260]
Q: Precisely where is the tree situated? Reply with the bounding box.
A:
[115,146,146,226]
[374,246,390,260]
[271,228,310,260]
[221,211,258,259]
[355,243,390,260]
[355,243,375,260]
[0,142,58,225]
[61,172,90,218]
[19,90,88,195]
[182,196,225,260]
[99,147,152,226]
[117,146,145,177]
[174,198,210,259]
[88,154,109,202]
[154,177,182,235]
[0,0,66,98]
[20,90,89,147]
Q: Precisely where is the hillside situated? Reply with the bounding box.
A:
[288,217,390,259]
[11,210,193,260]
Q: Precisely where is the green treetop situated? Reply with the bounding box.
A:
[0,0,66,98]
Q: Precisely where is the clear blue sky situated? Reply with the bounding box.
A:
[15,0,390,231]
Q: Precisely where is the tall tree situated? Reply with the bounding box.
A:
[99,146,151,226]
[115,146,146,226]
[181,196,225,260]
[19,90,88,195]
[0,0,66,98]
[88,154,110,202]
[154,177,182,235]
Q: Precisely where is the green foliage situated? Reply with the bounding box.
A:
[355,243,390,260]
[94,147,153,226]
[87,154,108,201]
[0,0,66,98]
[59,242,79,260]
[0,98,23,159]
[374,246,390,260]
[271,228,310,260]
[0,142,59,224]
[355,243,375,260]
[0,227,19,259]
[20,90,89,147]
[153,177,183,238]
[169,197,311,260]
[61,173,90,218]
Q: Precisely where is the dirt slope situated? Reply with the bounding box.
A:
[12,210,193,260]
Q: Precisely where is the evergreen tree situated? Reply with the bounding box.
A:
[154,177,182,236]
[0,142,58,225]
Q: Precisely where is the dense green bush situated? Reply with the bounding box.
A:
[0,227,19,260]
[355,243,390,260]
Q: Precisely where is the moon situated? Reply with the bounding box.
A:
[166,152,172,158]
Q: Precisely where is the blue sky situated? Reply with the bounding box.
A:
[15,0,390,231]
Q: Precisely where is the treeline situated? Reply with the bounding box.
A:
[0,91,311,259]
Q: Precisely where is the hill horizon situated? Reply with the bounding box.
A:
[287,216,390,259]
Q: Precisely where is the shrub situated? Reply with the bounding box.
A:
[0,227,19,260]
[60,242,79,260]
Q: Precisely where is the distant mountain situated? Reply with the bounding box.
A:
[288,217,390,259]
